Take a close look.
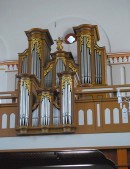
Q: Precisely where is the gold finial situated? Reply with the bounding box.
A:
[54,37,64,51]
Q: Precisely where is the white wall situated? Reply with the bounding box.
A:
[0,0,130,61]
[111,63,130,85]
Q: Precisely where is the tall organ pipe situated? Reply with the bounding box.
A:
[83,36,87,83]
[81,36,91,84]
[87,47,91,83]
[62,82,72,125]
[81,45,84,83]
[41,96,50,126]
[19,81,29,126]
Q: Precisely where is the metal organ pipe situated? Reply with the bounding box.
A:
[97,53,100,84]
[95,50,97,84]
[22,56,28,74]
[32,106,39,127]
[53,106,60,125]
[83,36,87,83]
[41,98,45,125]
[87,47,91,83]
[99,54,102,84]
[95,51,102,84]
[20,84,23,126]
[62,88,65,125]
[81,44,84,84]
[34,44,36,77]
[25,85,29,126]
[56,59,65,86]
[81,36,91,84]
[31,44,41,80]
[68,84,71,124]
[41,96,50,126]
[62,82,72,125]
[19,81,29,127]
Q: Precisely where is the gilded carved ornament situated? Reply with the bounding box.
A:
[31,38,42,58]
[56,57,66,66]
[41,93,51,101]
[80,35,91,53]
[54,37,64,51]
[43,64,53,76]
[96,50,102,55]
[62,75,72,91]
[69,63,77,73]
[20,78,30,95]
[94,45,102,55]
[21,54,28,61]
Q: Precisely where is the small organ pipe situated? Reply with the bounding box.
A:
[95,50,97,83]
[31,49,34,74]
[68,84,71,124]
[99,54,102,83]
[87,48,91,83]
[84,37,87,83]
[81,45,84,83]
[62,88,65,124]
[34,45,36,76]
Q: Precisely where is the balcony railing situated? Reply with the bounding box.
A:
[0,91,18,137]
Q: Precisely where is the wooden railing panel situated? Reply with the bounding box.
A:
[0,103,18,137]
[75,98,130,134]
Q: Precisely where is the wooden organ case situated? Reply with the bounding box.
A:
[16,24,109,135]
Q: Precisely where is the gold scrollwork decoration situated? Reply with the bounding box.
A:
[56,57,66,66]
[41,93,51,101]
[20,78,30,95]
[96,50,102,55]
[69,63,77,73]
[31,38,42,58]
[62,75,72,91]
[21,54,28,62]
[43,64,53,76]
[80,35,91,53]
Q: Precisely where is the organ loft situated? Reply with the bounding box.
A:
[0,24,130,137]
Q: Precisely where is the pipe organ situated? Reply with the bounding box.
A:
[16,24,107,135]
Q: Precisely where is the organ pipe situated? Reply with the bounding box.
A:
[22,56,28,74]
[83,36,87,83]
[95,50,102,84]
[62,80,72,125]
[31,44,41,80]
[45,71,52,88]
[53,106,60,125]
[19,79,30,127]
[81,36,91,84]
[41,95,51,126]
[56,58,65,85]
